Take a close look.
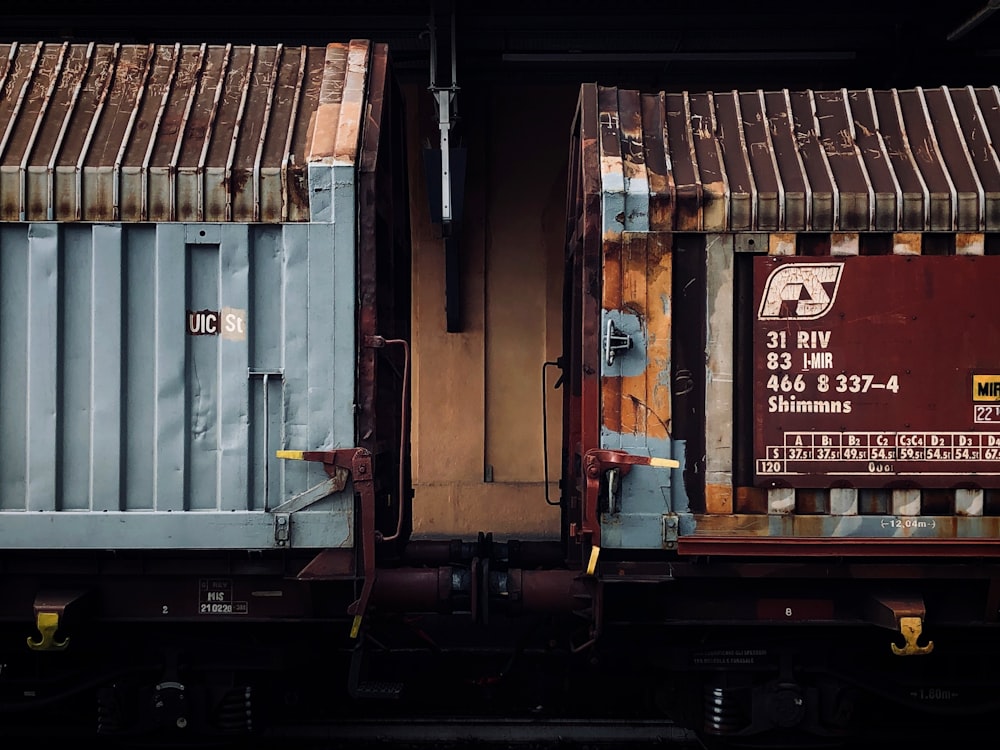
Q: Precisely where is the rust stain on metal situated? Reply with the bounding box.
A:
[0,40,370,222]
[679,532,1000,557]
[705,483,733,514]
[735,485,767,514]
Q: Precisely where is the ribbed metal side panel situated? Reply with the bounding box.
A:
[591,84,1000,233]
[0,222,355,550]
[0,41,367,223]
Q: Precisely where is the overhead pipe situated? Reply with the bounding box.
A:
[947,0,1000,41]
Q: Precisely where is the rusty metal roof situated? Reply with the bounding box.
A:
[583,84,1000,233]
[0,40,371,222]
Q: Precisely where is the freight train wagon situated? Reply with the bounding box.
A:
[557,82,1000,746]
[0,39,412,738]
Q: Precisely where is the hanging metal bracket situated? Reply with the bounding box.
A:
[428,6,459,228]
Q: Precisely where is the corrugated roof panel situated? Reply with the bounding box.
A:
[966,87,1000,229]
[639,92,673,231]
[688,93,727,231]
[846,89,898,231]
[763,90,808,231]
[739,91,781,231]
[713,92,754,231]
[0,40,369,222]
[664,92,701,231]
[814,89,873,231]
[871,89,927,230]
[924,86,985,231]
[897,88,954,231]
[585,84,1000,233]
[617,88,649,232]
[788,90,836,231]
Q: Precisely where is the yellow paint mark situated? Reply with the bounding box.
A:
[276,450,305,460]
[973,375,1000,402]
[350,615,362,639]
[586,545,601,576]
[649,457,680,469]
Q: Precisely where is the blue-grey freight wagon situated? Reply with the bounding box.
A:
[0,40,410,552]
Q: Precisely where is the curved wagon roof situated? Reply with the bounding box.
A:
[573,83,1000,234]
[0,40,373,222]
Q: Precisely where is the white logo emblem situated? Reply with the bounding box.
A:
[758,263,844,320]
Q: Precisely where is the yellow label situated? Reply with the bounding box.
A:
[973,375,1000,402]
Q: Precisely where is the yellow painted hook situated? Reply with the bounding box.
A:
[891,615,934,656]
[27,611,69,651]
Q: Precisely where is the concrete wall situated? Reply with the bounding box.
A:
[404,82,578,539]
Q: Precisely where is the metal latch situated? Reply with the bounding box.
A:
[274,513,291,546]
[662,514,679,550]
[604,319,633,366]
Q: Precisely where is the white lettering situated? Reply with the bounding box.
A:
[802,351,833,370]
[796,330,832,349]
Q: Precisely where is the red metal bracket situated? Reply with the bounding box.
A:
[284,448,376,639]
[580,448,680,548]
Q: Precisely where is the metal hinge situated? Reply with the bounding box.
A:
[604,319,633,366]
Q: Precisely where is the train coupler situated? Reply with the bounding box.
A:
[891,615,934,656]
[26,590,89,651]
[866,593,934,656]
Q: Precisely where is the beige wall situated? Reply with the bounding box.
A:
[405,82,578,539]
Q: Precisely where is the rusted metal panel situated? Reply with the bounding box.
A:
[753,254,1000,491]
[640,93,673,231]
[664,92,702,231]
[617,89,649,232]
[597,85,626,237]
[580,85,998,233]
[688,93,728,230]
[739,91,782,231]
[0,41,369,222]
[602,231,673,444]
[710,93,752,231]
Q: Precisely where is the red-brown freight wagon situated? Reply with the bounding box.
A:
[560,82,1000,744]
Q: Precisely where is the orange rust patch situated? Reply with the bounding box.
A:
[705,483,733,514]
[892,232,922,255]
[957,232,985,256]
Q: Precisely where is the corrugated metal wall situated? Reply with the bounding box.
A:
[0,221,355,548]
